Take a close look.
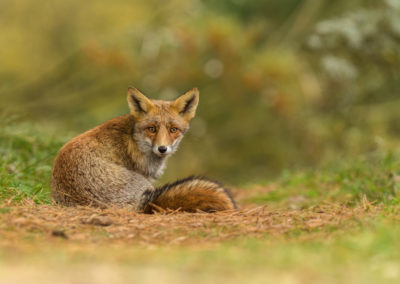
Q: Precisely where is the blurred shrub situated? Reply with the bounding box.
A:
[0,0,399,184]
[304,0,400,160]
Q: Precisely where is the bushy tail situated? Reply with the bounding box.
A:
[136,176,237,213]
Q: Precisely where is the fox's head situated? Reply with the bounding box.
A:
[127,87,199,158]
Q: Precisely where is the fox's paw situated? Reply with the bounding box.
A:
[136,188,154,212]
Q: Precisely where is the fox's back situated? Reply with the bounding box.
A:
[50,115,147,206]
[52,114,134,170]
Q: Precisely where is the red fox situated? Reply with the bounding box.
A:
[51,87,236,212]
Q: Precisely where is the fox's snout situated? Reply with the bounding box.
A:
[150,126,175,156]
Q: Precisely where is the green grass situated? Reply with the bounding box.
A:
[245,152,400,209]
[0,116,65,203]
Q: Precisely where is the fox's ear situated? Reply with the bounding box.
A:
[127,87,154,119]
[172,88,199,121]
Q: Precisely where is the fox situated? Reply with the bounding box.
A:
[51,87,237,213]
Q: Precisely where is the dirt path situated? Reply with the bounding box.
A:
[0,197,377,248]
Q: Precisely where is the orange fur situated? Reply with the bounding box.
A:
[139,177,237,213]
[51,87,237,212]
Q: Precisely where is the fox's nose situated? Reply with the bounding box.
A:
[158,146,167,154]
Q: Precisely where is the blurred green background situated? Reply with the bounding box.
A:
[0,0,399,185]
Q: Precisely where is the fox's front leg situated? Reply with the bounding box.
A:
[105,167,156,207]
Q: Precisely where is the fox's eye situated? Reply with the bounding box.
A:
[170,127,178,133]
[147,126,157,133]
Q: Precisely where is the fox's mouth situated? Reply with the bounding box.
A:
[153,151,168,157]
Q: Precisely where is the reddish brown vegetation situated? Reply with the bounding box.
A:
[0,195,379,248]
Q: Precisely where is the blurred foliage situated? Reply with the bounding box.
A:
[0,0,399,184]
